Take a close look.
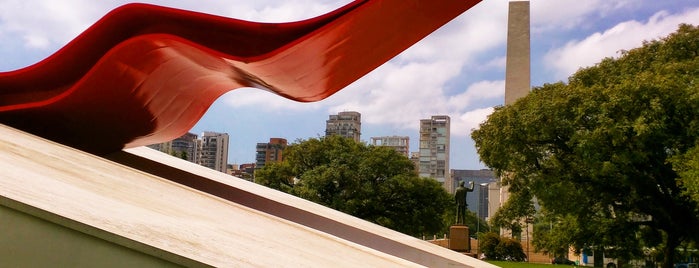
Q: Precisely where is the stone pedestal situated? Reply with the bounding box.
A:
[449,225,470,252]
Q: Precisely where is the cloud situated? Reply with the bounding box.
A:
[0,0,106,50]
[447,80,505,110]
[544,6,699,80]
[233,0,349,22]
[531,0,634,32]
[454,107,496,137]
[325,60,462,129]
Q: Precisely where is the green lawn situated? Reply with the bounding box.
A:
[487,261,568,268]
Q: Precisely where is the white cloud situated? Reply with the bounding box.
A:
[447,80,505,110]
[233,0,348,22]
[531,0,634,32]
[325,60,462,130]
[454,107,495,137]
[544,6,699,80]
[0,0,104,49]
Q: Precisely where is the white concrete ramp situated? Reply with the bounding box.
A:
[0,124,497,267]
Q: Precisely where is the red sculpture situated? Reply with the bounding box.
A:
[0,0,481,154]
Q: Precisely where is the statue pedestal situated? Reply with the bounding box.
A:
[449,225,470,252]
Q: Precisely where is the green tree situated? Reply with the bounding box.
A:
[255,135,452,237]
[490,186,535,238]
[671,145,699,204]
[472,24,699,268]
[479,232,502,260]
[479,232,527,261]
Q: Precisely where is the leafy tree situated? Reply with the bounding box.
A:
[490,186,535,238]
[479,232,527,261]
[254,161,295,192]
[472,24,699,268]
[671,145,699,204]
[255,135,452,237]
[479,232,501,259]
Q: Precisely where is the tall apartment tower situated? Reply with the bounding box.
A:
[197,132,229,173]
[325,111,361,142]
[370,136,410,157]
[171,132,198,162]
[255,138,288,168]
[418,115,450,188]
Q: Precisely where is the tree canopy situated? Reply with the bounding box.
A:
[254,135,453,237]
[479,232,527,261]
[472,24,699,268]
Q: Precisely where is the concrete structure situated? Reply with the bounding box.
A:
[449,225,471,252]
[325,111,361,142]
[0,124,498,267]
[255,138,287,168]
[197,131,229,173]
[451,169,498,219]
[418,115,451,189]
[371,136,410,157]
[497,0,533,243]
[504,0,531,105]
[487,181,502,223]
[501,0,531,213]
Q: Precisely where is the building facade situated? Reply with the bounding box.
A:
[325,111,361,142]
[197,132,229,173]
[171,132,198,162]
[146,132,198,163]
[255,138,288,168]
[418,115,450,189]
[370,136,409,157]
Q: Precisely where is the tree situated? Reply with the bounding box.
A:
[472,24,699,268]
[255,135,452,237]
[479,232,527,261]
[490,185,535,238]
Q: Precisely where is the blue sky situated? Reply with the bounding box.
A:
[2,0,699,169]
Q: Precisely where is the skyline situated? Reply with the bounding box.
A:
[2,1,699,169]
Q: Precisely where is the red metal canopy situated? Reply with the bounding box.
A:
[0,0,482,154]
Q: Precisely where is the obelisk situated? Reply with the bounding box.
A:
[504,1,530,105]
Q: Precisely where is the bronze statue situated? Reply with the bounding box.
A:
[454,180,474,225]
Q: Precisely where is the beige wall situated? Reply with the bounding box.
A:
[0,203,195,268]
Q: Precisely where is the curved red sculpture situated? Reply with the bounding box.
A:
[0,0,481,154]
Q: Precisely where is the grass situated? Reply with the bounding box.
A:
[487,260,565,268]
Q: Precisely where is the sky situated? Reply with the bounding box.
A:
[2,0,699,169]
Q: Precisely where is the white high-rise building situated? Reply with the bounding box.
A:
[418,115,450,189]
[325,111,361,142]
[371,136,409,157]
[197,132,229,173]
